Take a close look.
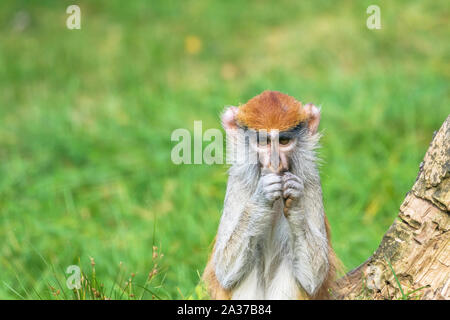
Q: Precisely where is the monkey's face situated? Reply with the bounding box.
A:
[221,91,321,173]
[251,129,298,174]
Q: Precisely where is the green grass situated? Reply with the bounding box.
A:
[0,0,448,299]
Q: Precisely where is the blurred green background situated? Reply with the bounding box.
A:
[0,0,448,299]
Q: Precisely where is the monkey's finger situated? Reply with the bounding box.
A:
[267,191,282,201]
[262,174,282,186]
[283,180,301,190]
[282,172,301,184]
[283,188,299,199]
[272,191,282,199]
[265,183,282,193]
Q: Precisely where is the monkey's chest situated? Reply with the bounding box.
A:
[232,204,301,300]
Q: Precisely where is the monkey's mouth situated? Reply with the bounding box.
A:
[260,162,287,175]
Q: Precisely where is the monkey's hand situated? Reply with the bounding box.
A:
[253,171,282,207]
[282,172,304,215]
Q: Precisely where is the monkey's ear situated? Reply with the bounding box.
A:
[221,106,239,130]
[303,103,321,134]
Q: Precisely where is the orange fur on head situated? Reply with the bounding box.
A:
[236,91,308,131]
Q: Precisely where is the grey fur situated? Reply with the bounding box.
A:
[214,126,329,298]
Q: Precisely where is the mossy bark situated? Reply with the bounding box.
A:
[335,116,450,300]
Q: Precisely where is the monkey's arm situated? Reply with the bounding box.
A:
[282,172,329,296]
[213,173,281,290]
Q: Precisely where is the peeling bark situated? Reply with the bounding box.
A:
[335,115,450,300]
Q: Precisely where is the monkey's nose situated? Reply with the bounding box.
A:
[268,138,281,173]
[267,162,283,174]
[267,155,286,174]
[279,153,290,172]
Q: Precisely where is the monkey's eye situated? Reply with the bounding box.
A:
[279,137,290,145]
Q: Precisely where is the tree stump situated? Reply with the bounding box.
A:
[336,115,449,300]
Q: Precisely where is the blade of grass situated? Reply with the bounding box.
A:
[3,281,26,300]
[406,285,430,298]
[385,255,406,300]
[11,270,31,299]
[135,284,163,300]
[50,263,69,300]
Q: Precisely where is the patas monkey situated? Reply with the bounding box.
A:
[202,91,338,300]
